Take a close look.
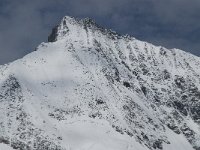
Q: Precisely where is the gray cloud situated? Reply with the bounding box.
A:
[0,0,199,64]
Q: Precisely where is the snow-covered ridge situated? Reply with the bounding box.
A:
[48,16,133,42]
[0,16,200,150]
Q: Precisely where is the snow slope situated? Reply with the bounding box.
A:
[0,16,200,150]
[0,144,15,150]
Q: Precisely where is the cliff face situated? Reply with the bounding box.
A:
[0,16,200,150]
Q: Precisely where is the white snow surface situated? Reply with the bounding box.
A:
[0,16,200,150]
[0,144,15,150]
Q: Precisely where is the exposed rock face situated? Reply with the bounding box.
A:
[0,16,200,150]
[48,25,59,42]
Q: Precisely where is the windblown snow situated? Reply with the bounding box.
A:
[0,16,200,150]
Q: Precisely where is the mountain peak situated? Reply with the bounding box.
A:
[47,15,125,43]
[2,15,200,150]
[61,16,97,26]
[48,16,101,42]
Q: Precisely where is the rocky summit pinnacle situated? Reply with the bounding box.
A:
[48,16,121,43]
[48,16,101,42]
[0,15,200,150]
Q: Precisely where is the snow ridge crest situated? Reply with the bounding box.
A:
[48,16,128,43]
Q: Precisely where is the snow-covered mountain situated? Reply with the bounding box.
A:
[0,16,200,150]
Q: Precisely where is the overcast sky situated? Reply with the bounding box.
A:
[0,0,199,64]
